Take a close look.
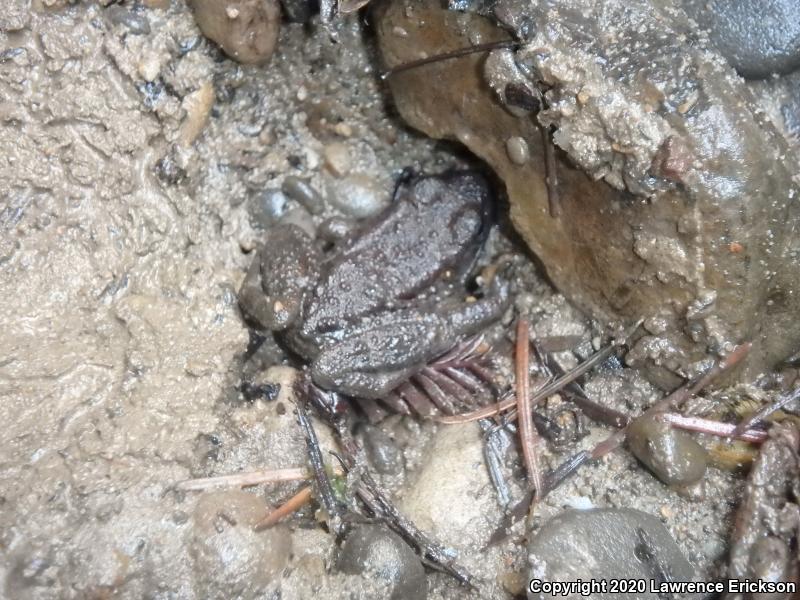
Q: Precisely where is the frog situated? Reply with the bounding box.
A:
[239,170,509,400]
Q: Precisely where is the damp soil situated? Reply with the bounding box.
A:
[0,2,759,599]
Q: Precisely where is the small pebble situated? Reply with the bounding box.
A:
[281,206,316,238]
[323,142,352,176]
[189,0,280,65]
[626,413,708,487]
[317,217,353,242]
[336,524,427,600]
[506,136,530,165]
[281,176,324,215]
[333,122,353,137]
[106,5,151,35]
[248,188,287,229]
[360,425,402,474]
[326,174,389,218]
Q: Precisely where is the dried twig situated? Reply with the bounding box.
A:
[659,413,767,443]
[516,319,542,496]
[254,486,314,531]
[540,124,561,218]
[175,467,316,492]
[381,40,519,80]
[295,400,344,533]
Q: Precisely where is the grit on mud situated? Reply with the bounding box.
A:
[0,1,781,599]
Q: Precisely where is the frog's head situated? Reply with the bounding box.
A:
[406,170,494,250]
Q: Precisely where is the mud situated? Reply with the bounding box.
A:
[0,0,776,599]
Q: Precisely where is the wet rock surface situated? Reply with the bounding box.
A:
[191,491,292,599]
[626,414,709,487]
[336,524,427,600]
[375,0,800,386]
[527,508,696,600]
[683,0,800,79]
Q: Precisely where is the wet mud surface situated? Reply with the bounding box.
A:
[0,1,797,599]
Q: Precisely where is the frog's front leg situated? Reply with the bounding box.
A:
[239,224,321,331]
[311,286,509,399]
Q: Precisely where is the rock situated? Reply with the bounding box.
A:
[323,142,353,176]
[375,0,800,385]
[317,217,353,242]
[105,5,152,35]
[248,188,288,229]
[282,176,325,215]
[336,524,427,600]
[506,135,530,165]
[527,508,696,600]
[326,173,390,218]
[282,206,316,238]
[400,423,501,553]
[191,490,292,599]
[360,424,403,474]
[626,414,708,487]
[190,0,280,65]
[683,0,800,79]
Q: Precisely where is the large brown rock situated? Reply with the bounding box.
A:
[375,0,800,385]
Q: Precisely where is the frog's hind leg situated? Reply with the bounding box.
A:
[310,316,447,400]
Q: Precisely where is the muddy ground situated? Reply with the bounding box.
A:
[0,1,757,599]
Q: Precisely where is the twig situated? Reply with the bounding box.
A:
[732,386,800,437]
[295,399,343,533]
[381,40,519,80]
[659,413,767,443]
[516,319,542,496]
[540,124,561,218]
[175,467,339,492]
[254,486,314,531]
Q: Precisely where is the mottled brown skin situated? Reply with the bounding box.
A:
[240,171,509,399]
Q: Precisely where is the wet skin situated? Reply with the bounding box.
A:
[239,171,509,399]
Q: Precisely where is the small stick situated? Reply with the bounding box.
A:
[540,124,561,218]
[381,40,519,80]
[480,419,512,508]
[649,343,752,416]
[254,486,314,531]
[175,467,332,492]
[516,319,543,496]
[295,400,343,533]
[731,386,800,437]
[659,413,768,443]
